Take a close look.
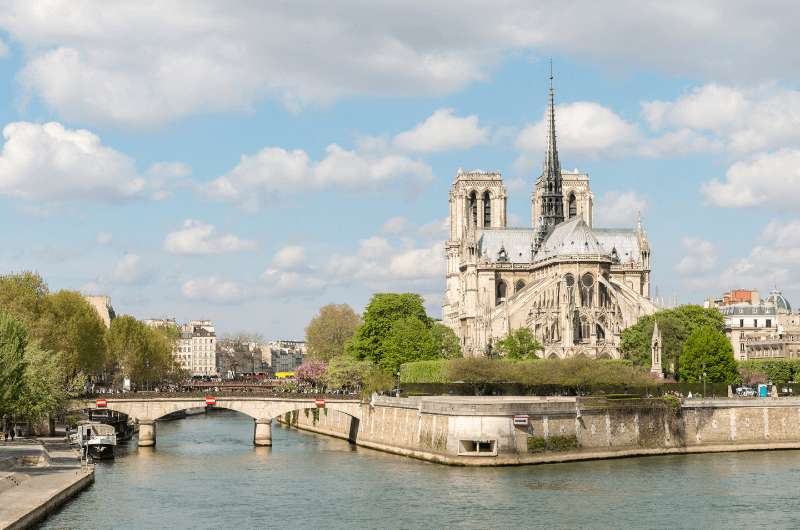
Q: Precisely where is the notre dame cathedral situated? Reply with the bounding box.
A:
[442,74,657,359]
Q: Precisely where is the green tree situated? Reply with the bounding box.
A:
[107,316,175,388]
[621,305,725,374]
[379,316,438,374]
[38,290,107,378]
[0,312,29,419]
[16,344,71,423]
[0,272,49,331]
[348,293,429,365]
[678,326,739,383]
[305,304,361,361]
[431,322,462,359]
[495,327,543,360]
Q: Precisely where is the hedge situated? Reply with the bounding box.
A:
[400,359,450,384]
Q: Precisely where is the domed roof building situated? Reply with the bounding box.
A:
[766,289,792,314]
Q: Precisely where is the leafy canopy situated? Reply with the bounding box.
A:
[678,326,739,384]
[347,293,429,364]
[495,327,543,360]
[620,305,724,373]
[305,303,361,361]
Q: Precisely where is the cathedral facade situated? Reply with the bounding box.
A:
[442,78,657,359]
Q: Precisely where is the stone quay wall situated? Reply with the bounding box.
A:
[281,396,800,466]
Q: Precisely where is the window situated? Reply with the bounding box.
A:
[483,190,491,227]
[740,319,744,328]
[568,193,577,219]
[767,319,772,328]
[580,273,594,307]
[468,191,477,227]
[754,319,758,328]
[496,281,507,305]
[740,343,745,353]
[515,279,526,292]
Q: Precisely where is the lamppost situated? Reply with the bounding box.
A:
[702,362,707,398]
[396,371,401,397]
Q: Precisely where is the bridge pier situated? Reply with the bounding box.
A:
[254,419,272,446]
[138,420,156,447]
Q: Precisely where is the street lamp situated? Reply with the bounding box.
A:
[702,362,707,398]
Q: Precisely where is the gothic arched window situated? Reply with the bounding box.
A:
[580,317,590,342]
[496,281,507,305]
[580,273,594,307]
[515,279,526,293]
[596,324,605,342]
[468,191,477,227]
[568,193,577,219]
[483,190,491,227]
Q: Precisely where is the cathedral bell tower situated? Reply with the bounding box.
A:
[533,64,565,248]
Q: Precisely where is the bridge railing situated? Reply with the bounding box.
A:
[78,390,365,401]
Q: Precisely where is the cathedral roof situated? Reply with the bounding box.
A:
[766,289,792,313]
[593,228,641,264]
[478,228,537,263]
[535,217,606,261]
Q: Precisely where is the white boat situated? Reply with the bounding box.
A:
[76,421,117,460]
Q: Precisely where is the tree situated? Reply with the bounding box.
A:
[431,323,462,359]
[495,327,543,360]
[678,326,739,383]
[16,344,71,423]
[379,316,438,374]
[348,293,429,366]
[107,316,175,388]
[305,304,361,361]
[0,312,29,419]
[295,359,327,386]
[0,272,49,331]
[621,305,725,374]
[38,290,107,378]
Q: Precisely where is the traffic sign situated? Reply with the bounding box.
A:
[95,398,107,408]
[513,415,529,426]
[205,396,216,406]
[314,399,326,408]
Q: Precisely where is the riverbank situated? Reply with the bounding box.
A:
[0,438,93,530]
[279,395,800,466]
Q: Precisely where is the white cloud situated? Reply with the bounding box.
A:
[164,219,257,255]
[418,217,449,240]
[593,191,647,228]
[207,144,432,210]
[675,238,716,275]
[0,122,145,201]
[262,269,326,295]
[392,108,488,153]
[702,149,800,208]
[4,2,797,127]
[96,232,112,245]
[272,245,307,270]
[182,277,250,304]
[112,253,152,284]
[515,102,639,171]
[383,216,410,234]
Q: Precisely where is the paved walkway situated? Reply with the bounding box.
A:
[0,438,93,529]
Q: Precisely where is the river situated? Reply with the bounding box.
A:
[39,409,800,529]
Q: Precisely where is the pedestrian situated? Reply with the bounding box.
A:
[9,427,14,441]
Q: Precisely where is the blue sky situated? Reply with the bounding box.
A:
[0,2,798,338]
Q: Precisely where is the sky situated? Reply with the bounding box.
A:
[0,1,799,339]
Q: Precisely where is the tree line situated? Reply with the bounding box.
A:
[299,294,461,393]
[0,272,184,425]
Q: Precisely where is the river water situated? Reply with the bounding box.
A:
[40,409,800,529]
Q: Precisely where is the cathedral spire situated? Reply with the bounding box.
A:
[535,60,564,249]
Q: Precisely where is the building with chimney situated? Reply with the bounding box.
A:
[442,68,656,358]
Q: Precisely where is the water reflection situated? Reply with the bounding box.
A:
[40,410,800,530]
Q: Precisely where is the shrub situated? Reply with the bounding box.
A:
[527,434,579,453]
[400,360,451,384]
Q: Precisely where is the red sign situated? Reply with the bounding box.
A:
[205,396,216,406]
[512,415,529,427]
[95,398,107,408]
[314,399,326,408]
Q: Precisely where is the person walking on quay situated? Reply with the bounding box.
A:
[9,427,14,441]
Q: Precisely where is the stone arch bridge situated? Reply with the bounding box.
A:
[71,396,364,447]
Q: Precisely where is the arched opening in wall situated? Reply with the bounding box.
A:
[596,324,605,343]
[496,281,507,305]
[515,279,526,293]
[599,282,609,307]
[580,273,594,307]
[550,322,560,343]
[580,317,590,342]
[548,352,559,359]
[568,193,576,219]
[468,191,477,227]
[483,190,491,227]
